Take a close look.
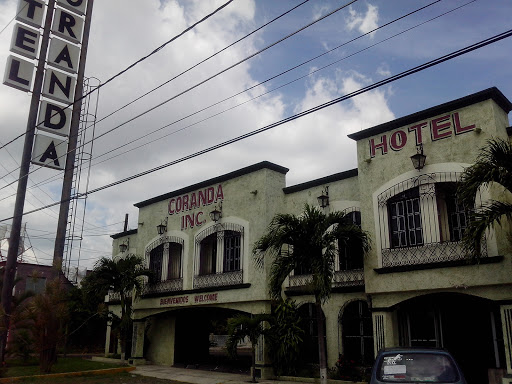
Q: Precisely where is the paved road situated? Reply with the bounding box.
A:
[132,365,315,384]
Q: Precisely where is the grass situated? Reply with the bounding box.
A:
[3,357,121,378]
[8,371,179,383]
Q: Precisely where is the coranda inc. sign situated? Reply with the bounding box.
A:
[168,184,224,230]
[368,112,476,158]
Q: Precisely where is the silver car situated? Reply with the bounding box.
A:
[369,348,467,384]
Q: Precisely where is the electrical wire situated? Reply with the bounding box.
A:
[91,0,463,167]
[0,0,236,153]
[0,2,27,36]
[0,0,359,192]
[1,28,510,223]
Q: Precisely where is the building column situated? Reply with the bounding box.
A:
[372,311,397,356]
[104,321,112,356]
[500,305,512,380]
[131,319,146,365]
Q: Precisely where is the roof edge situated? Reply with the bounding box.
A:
[348,87,512,141]
[284,168,358,194]
[135,161,289,208]
[111,228,138,239]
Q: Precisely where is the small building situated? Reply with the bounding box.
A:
[107,87,512,384]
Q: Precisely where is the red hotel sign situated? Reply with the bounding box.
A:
[160,293,219,306]
[368,112,476,158]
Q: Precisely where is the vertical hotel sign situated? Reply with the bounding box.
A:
[3,0,89,170]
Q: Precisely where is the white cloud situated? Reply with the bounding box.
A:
[346,3,379,36]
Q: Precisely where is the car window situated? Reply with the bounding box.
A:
[378,353,459,382]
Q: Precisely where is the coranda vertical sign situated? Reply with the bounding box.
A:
[3,0,89,171]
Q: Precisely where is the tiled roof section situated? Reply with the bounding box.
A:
[348,87,512,141]
[283,169,358,194]
[135,161,289,208]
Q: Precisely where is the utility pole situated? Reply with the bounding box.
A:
[53,0,95,272]
[0,0,56,362]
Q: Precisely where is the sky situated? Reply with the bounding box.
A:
[0,0,510,279]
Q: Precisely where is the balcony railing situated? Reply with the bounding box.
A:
[143,278,183,295]
[193,270,243,289]
[381,239,488,268]
[288,268,364,289]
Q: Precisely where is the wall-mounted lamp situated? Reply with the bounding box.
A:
[119,238,129,253]
[410,144,427,171]
[317,186,329,208]
[157,217,168,235]
[209,202,223,222]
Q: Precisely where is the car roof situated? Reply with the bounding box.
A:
[377,347,452,354]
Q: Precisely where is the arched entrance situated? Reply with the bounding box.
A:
[298,303,326,366]
[173,307,251,372]
[395,293,504,384]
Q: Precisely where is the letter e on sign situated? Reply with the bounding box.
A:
[10,24,40,60]
[37,101,72,137]
[32,133,67,170]
[3,55,34,92]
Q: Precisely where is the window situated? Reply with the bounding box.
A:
[341,301,373,364]
[199,233,217,275]
[339,210,363,271]
[436,183,468,242]
[26,276,46,294]
[388,188,423,248]
[149,245,163,282]
[197,224,244,276]
[168,242,182,279]
[223,230,241,272]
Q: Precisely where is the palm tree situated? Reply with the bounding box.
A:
[226,313,272,383]
[458,138,512,256]
[253,204,370,384]
[84,254,153,362]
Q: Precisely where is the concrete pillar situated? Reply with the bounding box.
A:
[131,319,146,364]
[104,321,111,356]
[500,305,512,376]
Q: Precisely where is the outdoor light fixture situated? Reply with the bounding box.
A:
[209,202,223,222]
[410,144,427,171]
[119,239,129,253]
[157,217,168,235]
[317,186,329,208]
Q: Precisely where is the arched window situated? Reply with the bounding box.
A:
[195,223,244,288]
[340,301,373,364]
[338,210,363,271]
[145,236,184,282]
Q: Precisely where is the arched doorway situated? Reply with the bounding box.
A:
[340,300,373,365]
[396,293,504,384]
[173,307,251,372]
[298,303,326,365]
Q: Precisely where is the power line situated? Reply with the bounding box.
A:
[1,28,510,223]
[91,0,462,167]
[0,2,27,36]
[0,0,358,193]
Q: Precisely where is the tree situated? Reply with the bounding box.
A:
[84,254,153,362]
[266,299,304,376]
[458,138,512,256]
[226,313,272,383]
[29,279,69,373]
[253,204,370,384]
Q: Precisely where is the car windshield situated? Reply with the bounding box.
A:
[378,352,459,383]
